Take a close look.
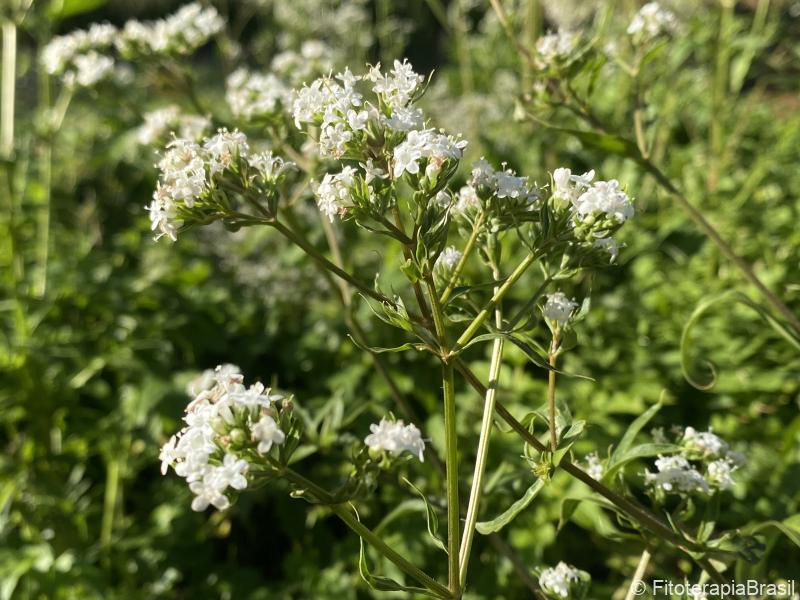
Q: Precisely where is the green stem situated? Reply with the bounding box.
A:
[439,211,485,305]
[547,338,558,452]
[281,468,450,599]
[453,252,538,352]
[423,274,460,597]
[1,20,15,159]
[458,266,504,586]
[442,360,460,597]
[270,219,391,306]
[624,548,651,600]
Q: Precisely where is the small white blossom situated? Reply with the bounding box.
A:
[573,179,634,223]
[365,418,425,462]
[535,30,578,68]
[71,51,115,87]
[435,246,462,273]
[543,292,579,326]
[161,365,291,511]
[252,415,286,453]
[315,166,359,221]
[681,427,729,460]
[226,68,290,120]
[392,129,467,179]
[706,459,737,491]
[539,562,586,599]
[645,455,710,495]
[117,2,223,57]
[585,453,604,480]
[366,59,425,109]
[594,237,620,263]
[627,2,678,40]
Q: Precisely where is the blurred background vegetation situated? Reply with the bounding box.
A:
[1,0,799,598]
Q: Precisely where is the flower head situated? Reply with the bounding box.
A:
[543,292,579,326]
[364,418,425,462]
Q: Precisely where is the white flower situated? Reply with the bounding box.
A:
[552,167,594,205]
[535,30,578,68]
[543,292,579,326]
[226,68,290,120]
[252,415,286,453]
[204,128,249,175]
[454,185,481,215]
[627,2,677,40]
[315,166,359,221]
[435,246,462,272]
[594,237,620,263]
[585,453,604,480]
[138,106,210,145]
[706,459,736,491]
[162,365,290,511]
[117,2,223,57]
[539,562,583,598]
[681,427,729,460]
[41,23,117,76]
[573,179,634,223]
[71,51,115,87]
[367,59,425,109]
[365,418,425,462]
[392,129,467,179]
[645,455,710,495]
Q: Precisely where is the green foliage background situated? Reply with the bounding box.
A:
[1,0,799,598]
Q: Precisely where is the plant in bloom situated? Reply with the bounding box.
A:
[543,292,579,326]
[159,365,291,511]
[627,2,678,41]
[146,130,294,241]
[538,562,591,599]
[644,425,745,498]
[364,417,426,462]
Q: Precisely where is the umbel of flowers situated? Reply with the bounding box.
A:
[146,129,295,241]
[161,365,427,512]
[645,426,745,498]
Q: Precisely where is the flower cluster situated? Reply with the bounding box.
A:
[645,426,745,497]
[455,158,538,219]
[159,365,290,511]
[117,2,224,58]
[543,292,579,326]
[535,30,579,69]
[137,106,210,146]
[552,167,633,261]
[364,418,426,462]
[147,130,293,241]
[627,2,678,41]
[584,452,604,481]
[41,24,117,87]
[270,40,336,87]
[538,562,591,600]
[392,129,467,183]
[226,69,291,121]
[434,246,463,273]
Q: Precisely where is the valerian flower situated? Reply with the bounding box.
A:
[435,246,462,273]
[538,562,591,599]
[160,365,291,512]
[364,418,426,462]
[543,292,579,326]
[627,2,678,41]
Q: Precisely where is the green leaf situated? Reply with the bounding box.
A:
[402,478,447,554]
[611,401,664,460]
[357,537,442,598]
[746,519,800,549]
[476,478,546,535]
[347,335,422,354]
[47,0,108,18]
[603,443,680,481]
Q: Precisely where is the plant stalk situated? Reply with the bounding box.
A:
[458,267,504,586]
[281,467,451,599]
[439,211,485,304]
[624,548,651,600]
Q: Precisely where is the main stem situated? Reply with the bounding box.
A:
[458,269,504,586]
[547,339,558,452]
[1,20,15,159]
[425,274,461,598]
